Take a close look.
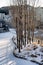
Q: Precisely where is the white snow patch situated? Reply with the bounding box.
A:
[0,29,39,65]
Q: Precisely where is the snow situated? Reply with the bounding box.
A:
[13,39,43,64]
[34,31,38,34]
[6,52,38,65]
[0,28,40,65]
[0,28,16,39]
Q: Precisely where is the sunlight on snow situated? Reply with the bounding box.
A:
[0,39,10,46]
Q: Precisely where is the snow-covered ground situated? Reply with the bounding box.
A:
[0,28,42,65]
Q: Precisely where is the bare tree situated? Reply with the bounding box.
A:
[16,0,24,52]
[10,0,38,53]
[29,0,36,42]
